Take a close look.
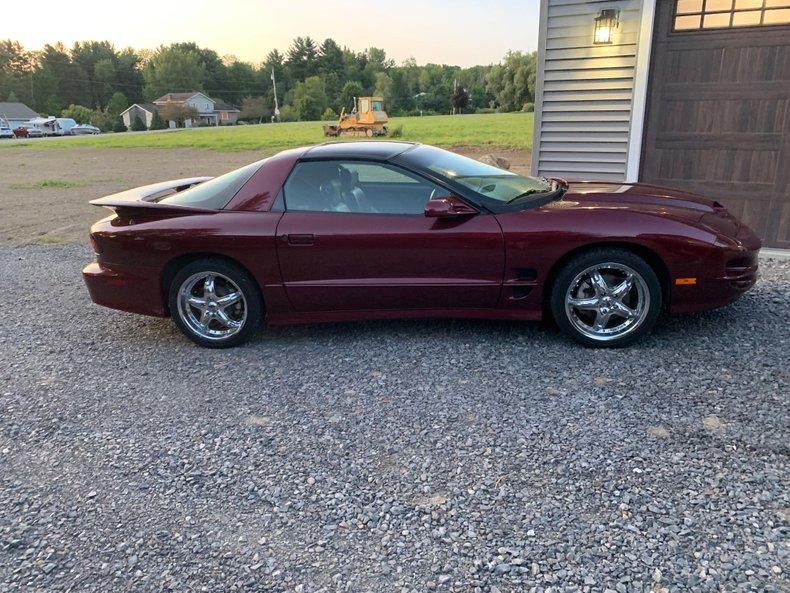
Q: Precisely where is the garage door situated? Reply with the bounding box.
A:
[640,0,790,248]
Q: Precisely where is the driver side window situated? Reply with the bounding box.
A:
[283,160,444,215]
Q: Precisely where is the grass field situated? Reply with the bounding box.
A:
[2,112,534,153]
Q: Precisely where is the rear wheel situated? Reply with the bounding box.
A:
[550,249,662,348]
[168,259,262,348]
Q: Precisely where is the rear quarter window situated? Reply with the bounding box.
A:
[159,160,265,209]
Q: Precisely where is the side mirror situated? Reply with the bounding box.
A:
[425,196,478,218]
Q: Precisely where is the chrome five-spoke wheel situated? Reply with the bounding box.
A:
[176,272,247,341]
[564,262,650,342]
[551,249,662,347]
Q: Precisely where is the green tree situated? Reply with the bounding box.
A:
[6,90,18,102]
[43,94,63,116]
[93,57,117,106]
[106,91,128,117]
[159,101,199,127]
[171,42,226,99]
[115,48,145,104]
[71,41,118,107]
[61,104,94,123]
[143,45,206,101]
[130,114,147,131]
[224,60,257,99]
[278,104,298,122]
[318,39,345,109]
[339,81,364,113]
[112,116,127,132]
[286,37,318,83]
[35,43,84,111]
[149,109,167,130]
[90,108,115,132]
[373,72,394,107]
[293,76,327,121]
[321,107,337,121]
[485,51,536,112]
[239,96,271,124]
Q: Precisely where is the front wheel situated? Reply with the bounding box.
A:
[550,249,662,348]
[168,259,263,348]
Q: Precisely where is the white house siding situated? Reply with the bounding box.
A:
[531,0,652,181]
[185,94,215,114]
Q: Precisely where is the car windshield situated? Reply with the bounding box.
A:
[159,160,264,209]
[405,145,553,204]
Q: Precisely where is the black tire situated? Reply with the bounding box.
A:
[550,248,662,348]
[168,258,263,348]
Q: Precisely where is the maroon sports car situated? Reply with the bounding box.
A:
[83,142,760,348]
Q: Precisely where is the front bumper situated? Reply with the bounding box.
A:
[669,218,761,314]
[82,260,167,317]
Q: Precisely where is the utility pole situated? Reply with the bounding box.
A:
[271,68,280,122]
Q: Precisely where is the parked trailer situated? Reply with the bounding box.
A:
[28,117,77,136]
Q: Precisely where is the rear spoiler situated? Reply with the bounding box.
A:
[90,177,215,214]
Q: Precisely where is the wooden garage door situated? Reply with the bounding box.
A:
[641,0,790,248]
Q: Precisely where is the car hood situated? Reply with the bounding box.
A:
[554,181,721,222]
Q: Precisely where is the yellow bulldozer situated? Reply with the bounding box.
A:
[323,96,389,138]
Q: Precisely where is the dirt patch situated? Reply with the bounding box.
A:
[450,146,532,175]
[0,146,532,245]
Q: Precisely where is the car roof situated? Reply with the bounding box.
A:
[302,141,416,162]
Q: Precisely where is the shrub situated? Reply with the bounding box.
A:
[278,105,298,122]
[130,115,147,131]
[294,76,328,121]
[61,104,93,124]
[90,109,115,132]
[106,92,129,118]
[522,102,535,113]
[321,107,337,121]
[149,110,167,130]
[388,124,404,138]
[112,117,127,133]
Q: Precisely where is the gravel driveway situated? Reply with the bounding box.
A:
[1,245,788,593]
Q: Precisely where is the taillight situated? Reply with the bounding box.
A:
[89,235,102,254]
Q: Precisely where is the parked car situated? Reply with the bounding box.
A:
[0,125,12,139]
[83,142,761,349]
[71,124,101,135]
[12,124,43,138]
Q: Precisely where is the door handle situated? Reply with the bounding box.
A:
[279,233,315,246]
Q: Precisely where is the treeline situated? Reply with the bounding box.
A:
[0,38,537,129]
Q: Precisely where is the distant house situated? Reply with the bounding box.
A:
[120,93,240,130]
[120,103,157,129]
[0,102,40,128]
[153,92,240,127]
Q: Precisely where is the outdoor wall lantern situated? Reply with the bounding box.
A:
[594,9,620,45]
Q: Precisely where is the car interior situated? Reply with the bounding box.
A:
[284,161,442,215]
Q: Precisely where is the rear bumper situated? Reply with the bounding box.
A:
[82,260,167,317]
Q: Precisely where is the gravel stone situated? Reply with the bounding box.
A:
[0,245,788,593]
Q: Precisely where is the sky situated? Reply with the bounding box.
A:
[6,0,541,67]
